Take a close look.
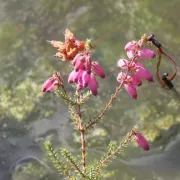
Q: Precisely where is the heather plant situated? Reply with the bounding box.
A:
[42,29,154,179]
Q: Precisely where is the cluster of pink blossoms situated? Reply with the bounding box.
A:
[68,52,105,96]
[42,29,105,96]
[117,39,156,99]
[41,72,63,92]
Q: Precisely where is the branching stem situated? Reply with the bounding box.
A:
[86,67,131,130]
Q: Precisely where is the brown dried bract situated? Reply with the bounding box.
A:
[48,29,86,61]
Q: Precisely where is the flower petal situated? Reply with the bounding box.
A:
[68,70,76,84]
[136,67,154,82]
[82,71,90,87]
[41,78,54,92]
[127,50,135,59]
[117,59,129,69]
[137,49,156,59]
[88,73,98,96]
[124,83,137,99]
[135,133,150,151]
[92,61,105,78]
[132,75,142,86]
[124,40,137,51]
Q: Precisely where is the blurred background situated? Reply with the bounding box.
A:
[1,0,180,179]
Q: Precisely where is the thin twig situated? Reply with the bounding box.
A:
[96,128,136,176]
[85,69,130,130]
[62,149,86,179]
[81,129,86,175]
[76,92,87,177]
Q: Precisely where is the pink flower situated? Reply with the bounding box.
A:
[117,59,129,69]
[69,52,105,96]
[127,50,135,59]
[77,76,83,91]
[82,71,90,87]
[68,70,84,84]
[84,53,92,71]
[135,62,154,82]
[41,78,54,92]
[125,40,156,60]
[88,73,98,96]
[124,83,137,99]
[73,54,85,71]
[124,41,138,51]
[117,72,137,99]
[117,60,153,82]
[92,61,105,78]
[135,132,150,151]
[131,75,142,86]
[137,49,156,59]
[42,72,63,92]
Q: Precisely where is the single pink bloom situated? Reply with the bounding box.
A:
[77,77,83,91]
[124,41,138,51]
[74,58,85,71]
[92,61,105,78]
[84,53,92,71]
[46,82,58,92]
[117,59,129,69]
[117,72,137,99]
[137,49,156,59]
[127,50,135,59]
[72,53,82,66]
[68,71,76,84]
[74,70,84,82]
[131,75,142,86]
[53,80,61,86]
[118,60,153,83]
[88,73,98,96]
[41,78,54,92]
[124,83,137,99]
[135,62,154,82]
[72,53,85,71]
[82,71,90,87]
[68,70,84,84]
[135,132,150,151]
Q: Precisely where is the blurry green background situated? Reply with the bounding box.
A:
[1,0,180,179]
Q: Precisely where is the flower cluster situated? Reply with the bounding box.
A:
[117,38,156,99]
[48,29,86,61]
[43,29,105,96]
[41,72,63,92]
[68,52,105,96]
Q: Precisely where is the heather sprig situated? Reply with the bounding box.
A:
[42,29,151,179]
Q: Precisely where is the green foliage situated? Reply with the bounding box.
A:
[60,148,88,179]
[55,88,76,106]
[0,78,42,121]
[44,141,70,177]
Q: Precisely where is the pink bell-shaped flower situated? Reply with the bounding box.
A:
[88,73,98,96]
[92,61,105,78]
[135,132,150,151]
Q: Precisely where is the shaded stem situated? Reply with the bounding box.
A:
[76,92,86,177]
[160,47,177,81]
[156,49,169,89]
[81,129,86,175]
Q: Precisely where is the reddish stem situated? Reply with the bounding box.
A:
[86,58,135,130]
